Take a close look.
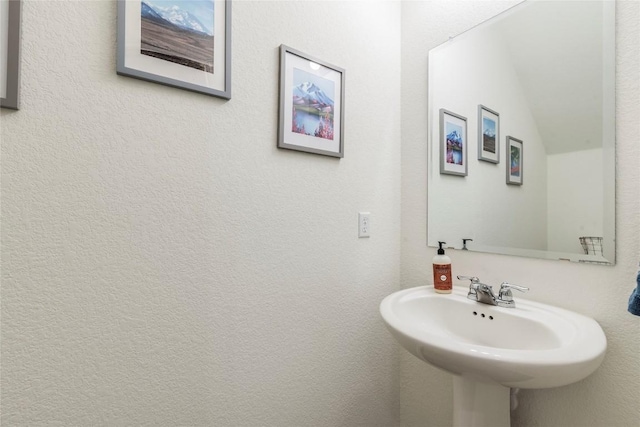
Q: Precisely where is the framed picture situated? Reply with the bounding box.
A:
[116,0,231,100]
[278,45,345,158]
[478,105,499,163]
[1,0,21,110]
[506,136,523,185]
[439,109,467,176]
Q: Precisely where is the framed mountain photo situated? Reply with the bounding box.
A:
[478,105,499,163]
[439,109,467,176]
[506,136,523,185]
[278,45,345,158]
[116,0,231,99]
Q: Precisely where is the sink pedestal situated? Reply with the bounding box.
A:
[452,376,510,427]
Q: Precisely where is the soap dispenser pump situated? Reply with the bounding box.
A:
[433,241,452,294]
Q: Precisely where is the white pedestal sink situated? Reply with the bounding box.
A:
[380,286,607,427]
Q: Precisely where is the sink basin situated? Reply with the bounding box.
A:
[380,286,606,426]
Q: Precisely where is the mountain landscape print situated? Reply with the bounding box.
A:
[445,123,464,165]
[141,0,215,73]
[482,116,496,153]
[291,68,335,141]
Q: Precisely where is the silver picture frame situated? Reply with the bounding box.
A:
[506,136,523,185]
[478,104,499,163]
[278,45,345,158]
[439,108,468,176]
[116,0,231,100]
[1,0,21,110]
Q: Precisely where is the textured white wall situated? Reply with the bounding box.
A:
[402,1,640,426]
[3,1,639,426]
[0,1,402,425]
[547,148,604,254]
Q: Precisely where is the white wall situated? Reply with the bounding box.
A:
[547,148,604,254]
[2,1,638,426]
[428,25,547,252]
[402,1,640,427]
[0,1,402,425]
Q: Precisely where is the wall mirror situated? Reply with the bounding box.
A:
[427,0,616,264]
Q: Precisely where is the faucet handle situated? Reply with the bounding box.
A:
[498,282,529,301]
[457,275,480,284]
[457,276,483,300]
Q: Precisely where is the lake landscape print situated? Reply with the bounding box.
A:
[445,122,464,165]
[291,68,335,141]
[140,0,215,73]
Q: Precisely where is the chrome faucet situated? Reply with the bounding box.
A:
[457,276,529,308]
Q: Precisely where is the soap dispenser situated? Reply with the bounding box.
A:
[433,241,452,294]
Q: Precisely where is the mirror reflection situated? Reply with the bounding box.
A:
[427,0,615,264]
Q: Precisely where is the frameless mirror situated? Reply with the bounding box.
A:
[427,0,616,264]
